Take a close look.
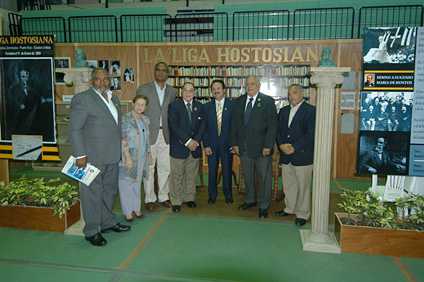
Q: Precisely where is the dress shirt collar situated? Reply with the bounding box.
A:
[154,80,166,91]
[91,85,113,101]
[215,97,225,108]
[245,93,258,108]
[290,99,304,111]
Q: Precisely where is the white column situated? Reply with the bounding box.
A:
[300,67,350,253]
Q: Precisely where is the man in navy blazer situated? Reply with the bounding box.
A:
[275,84,316,227]
[230,76,278,219]
[168,82,206,213]
[203,80,234,205]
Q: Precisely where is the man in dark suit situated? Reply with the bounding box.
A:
[275,84,316,227]
[6,69,42,139]
[168,82,206,213]
[136,62,176,211]
[68,68,130,247]
[361,137,406,174]
[230,76,278,219]
[203,80,234,205]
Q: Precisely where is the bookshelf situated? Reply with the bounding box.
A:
[167,64,310,105]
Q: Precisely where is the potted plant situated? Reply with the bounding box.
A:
[335,188,424,258]
[0,176,80,232]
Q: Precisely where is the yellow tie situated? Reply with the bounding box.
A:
[217,102,222,136]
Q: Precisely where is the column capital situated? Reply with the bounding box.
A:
[310,67,351,87]
[57,67,93,95]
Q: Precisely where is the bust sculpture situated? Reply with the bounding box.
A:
[318,47,335,67]
[73,49,89,68]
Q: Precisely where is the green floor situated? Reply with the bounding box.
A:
[1,166,423,282]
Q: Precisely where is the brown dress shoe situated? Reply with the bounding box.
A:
[146,202,155,211]
[161,200,172,208]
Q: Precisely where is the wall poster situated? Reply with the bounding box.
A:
[0,35,59,161]
[357,27,424,177]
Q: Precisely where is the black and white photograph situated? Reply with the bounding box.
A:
[111,77,121,91]
[55,72,66,84]
[356,131,409,175]
[54,57,70,68]
[110,60,121,75]
[0,58,56,143]
[123,68,134,82]
[86,60,98,68]
[359,92,413,132]
[98,60,109,70]
[363,27,417,65]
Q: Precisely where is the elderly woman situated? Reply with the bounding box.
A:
[118,95,153,222]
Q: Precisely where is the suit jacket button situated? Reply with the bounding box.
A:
[287,135,290,138]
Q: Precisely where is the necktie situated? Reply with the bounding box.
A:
[217,102,222,136]
[244,98,253,126]
[187,103,192,124]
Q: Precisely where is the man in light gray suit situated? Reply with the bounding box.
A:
[68,68,130,247]
[136,62,177,211]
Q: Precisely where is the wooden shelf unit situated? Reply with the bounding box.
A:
[168,64,310,103]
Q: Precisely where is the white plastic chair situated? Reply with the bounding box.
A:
[369,175,416,218]
[369,174,416,202]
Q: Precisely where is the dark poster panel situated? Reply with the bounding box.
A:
[363,27,417,91]
[359,92,413,132]
[356,131,409,175]
[0,35,58,161]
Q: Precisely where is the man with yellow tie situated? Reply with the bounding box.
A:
[203,80,235,205]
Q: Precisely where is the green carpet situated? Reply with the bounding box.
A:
[1,165,423,282]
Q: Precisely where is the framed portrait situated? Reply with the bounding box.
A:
[86,60,98,69]
[54,57,70,69]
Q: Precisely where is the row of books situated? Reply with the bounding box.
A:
[169,77,310,88]
[169,65,310,77]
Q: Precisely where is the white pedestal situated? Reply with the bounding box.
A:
[300,229,341,254]
[301,67,350,253]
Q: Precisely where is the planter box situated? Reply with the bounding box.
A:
[0,202,80,233]
[334,213,424,258]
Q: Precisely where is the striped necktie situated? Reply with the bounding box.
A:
[217,102,222,136]
[187,103,192,124]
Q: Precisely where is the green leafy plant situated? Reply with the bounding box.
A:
[395,195,424,232]
[0,176,79,219]
[338,188,423,232]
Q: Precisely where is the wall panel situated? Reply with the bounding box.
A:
[54,40,364,179]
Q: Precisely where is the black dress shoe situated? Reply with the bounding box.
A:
[207,198,216,204]
[132,212,145,219]
[226,197,234,204]
[259,208,268,219]
[186,201,197,208]
[295,218,307,226]
[172,205,181,213]
[101,223,131,233]
[238,202,257,211]
[85,233,107,247]
[275,210,294,217]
